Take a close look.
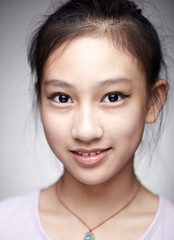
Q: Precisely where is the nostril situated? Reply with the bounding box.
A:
[71,110,104,141]
[71,126,104,142]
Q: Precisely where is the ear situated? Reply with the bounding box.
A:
[145,79,168,124]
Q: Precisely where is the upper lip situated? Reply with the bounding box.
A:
[70,148,111,153]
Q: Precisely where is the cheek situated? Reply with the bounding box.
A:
[106,107,146,150]
[122,118,144,146]
[41,110,69,149]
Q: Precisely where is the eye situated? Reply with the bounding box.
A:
[48,93,73,103]
[102,92,128,103]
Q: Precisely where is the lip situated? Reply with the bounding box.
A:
[70,148,111,166]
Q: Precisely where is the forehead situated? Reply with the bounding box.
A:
[43,37,146,87]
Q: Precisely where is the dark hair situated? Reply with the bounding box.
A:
[28,0,166,102]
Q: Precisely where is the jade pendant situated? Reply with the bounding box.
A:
[84,232,95,240]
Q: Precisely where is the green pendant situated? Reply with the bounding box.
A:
[84,232,95,240]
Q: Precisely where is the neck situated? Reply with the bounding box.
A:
[56,159,139,215]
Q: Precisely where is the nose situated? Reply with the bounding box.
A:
[71,105,103,142]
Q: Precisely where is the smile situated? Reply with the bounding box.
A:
[71,148,111,166]
[74,150,103,156]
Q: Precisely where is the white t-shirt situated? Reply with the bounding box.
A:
[0,190,174,239]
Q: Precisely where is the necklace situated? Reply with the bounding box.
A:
[56,182,141,240]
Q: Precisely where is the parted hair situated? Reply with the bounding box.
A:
[28,0,166,101]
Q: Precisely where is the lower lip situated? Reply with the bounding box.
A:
[71,149,110,166]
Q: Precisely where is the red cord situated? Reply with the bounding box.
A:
[56,182,141,233]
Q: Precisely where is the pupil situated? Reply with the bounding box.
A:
[109,94,118,102]
[59,95,69,102]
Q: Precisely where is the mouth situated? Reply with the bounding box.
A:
[74,150,104,156]
[70,148,111,166]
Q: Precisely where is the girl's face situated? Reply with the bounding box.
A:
[40,37,149,185]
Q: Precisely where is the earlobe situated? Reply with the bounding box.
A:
[145,79,168,124]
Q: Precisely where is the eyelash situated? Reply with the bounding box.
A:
[48,93,73,103]
[47,92,129,104]
[101,92,129,103]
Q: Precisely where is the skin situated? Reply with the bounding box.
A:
[39,37,168,240]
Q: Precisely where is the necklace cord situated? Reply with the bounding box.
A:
[56,182,141,232]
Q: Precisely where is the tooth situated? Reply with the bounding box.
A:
[75,152,82,155]
[74,151,103,156]
[82,153,89,156]
[90,152,96,156]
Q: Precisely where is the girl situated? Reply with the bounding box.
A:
[0,0,174,239]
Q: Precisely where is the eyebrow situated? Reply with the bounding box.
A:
[43,77,133,89]
[43,79,75,89]
[97,78,134,87]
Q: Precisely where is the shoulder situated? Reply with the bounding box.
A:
[0,190,39,220]
[139,196,174,240]
[159,195,174,221]
[1,189,38,207]
[0,190,41,239]
[155,196,174,237]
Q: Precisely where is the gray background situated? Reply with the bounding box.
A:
[0,0,174,202]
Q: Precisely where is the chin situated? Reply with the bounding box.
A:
[70,170,117,186]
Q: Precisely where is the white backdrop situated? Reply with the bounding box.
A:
[0,0,174,202]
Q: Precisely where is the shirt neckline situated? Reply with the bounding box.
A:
[138,194,163,239]
[34,190,163,240]
[34,189,52,240]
